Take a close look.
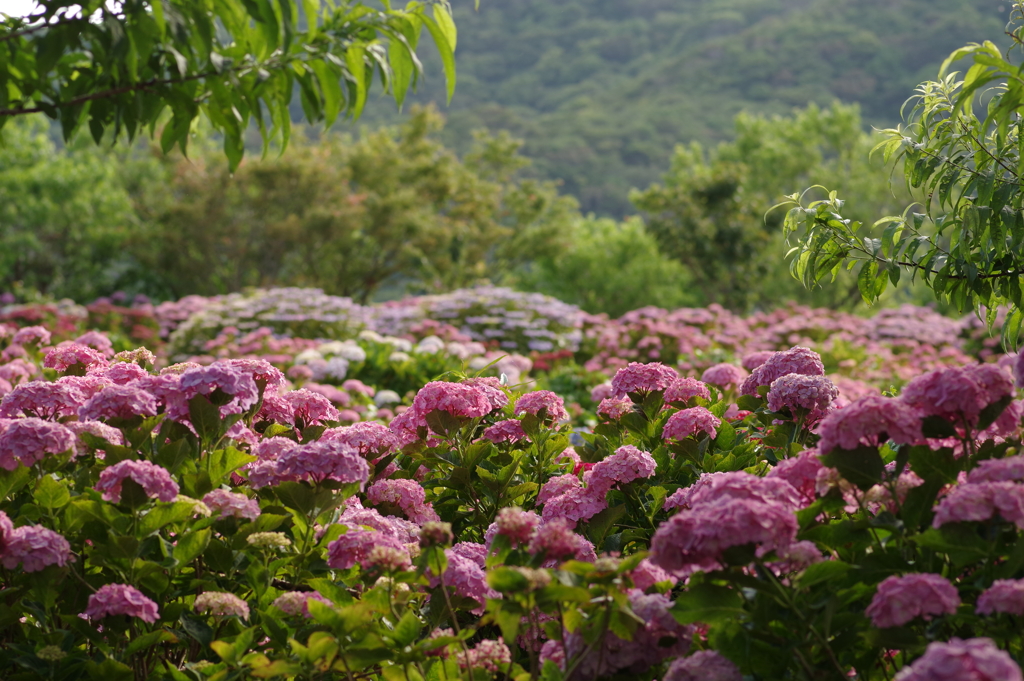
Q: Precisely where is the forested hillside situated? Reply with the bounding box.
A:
[354,0,1008,215]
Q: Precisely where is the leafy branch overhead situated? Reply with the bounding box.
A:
[779,2,1024,350]
[0,0,463,169]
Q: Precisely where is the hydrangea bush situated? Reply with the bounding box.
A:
[1,312,1024,680]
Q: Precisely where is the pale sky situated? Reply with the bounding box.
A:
[0,0,41,18]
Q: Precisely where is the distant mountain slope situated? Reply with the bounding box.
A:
[349,0,1008,215]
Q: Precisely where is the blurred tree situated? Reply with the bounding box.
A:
[517,216,698,318]
[631,102,910,310]
[0,116,142,300]
[132,106,578,301]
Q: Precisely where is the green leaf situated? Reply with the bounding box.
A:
[33,475,70,509]
[819,445,884,492]
[0,465,31,500]
[189,394,225,443]
[344,44,367,118]
[392,611,423,647]
[583,504,627,545]
[915,525,989,567]
[126,630,178,656]
[85,658,134,681]
[977,395,1013,432]
[487,567,530,593]
[422,16,456,104]
[797,560,851,589]
[714,420,736,450]
[908,444,960,484]
[900,478,944,531]
[140,500,200,536]
[670,583,746,625]
[921,415,956,439]
[173,528,211,565]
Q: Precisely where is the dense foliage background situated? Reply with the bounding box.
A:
[356,0,1010,215]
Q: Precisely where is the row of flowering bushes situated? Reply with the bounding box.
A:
[0,287,994,413]
[1,312,1024,680]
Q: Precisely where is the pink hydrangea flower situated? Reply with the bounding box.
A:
[451,541,488,567]
[44,343,107,372]
[413,381,493,419]
[338,501,420,544]
[742,350,777,371]
[664,651,743,681]
[462,376,509,410]
[590,383,614,403]
[82,584,159,623]
[321,422,399,457]
[483,419,527,443]
[1015,353,1024,388]
[766,448,827,505]
[389,408,427,447]
[767,373,838,414]
[817,395,923,454]
[596,397,633,420]
[0,510,12,555]
[771,540,825,572]
[0,418,76,470]
[94,362,150,385]
[664,377,711,405]
[664,471,803,512]
[272,591,333,617]
[327,528,408,570]
[701,363,749,389]
[95,460,179,503]
[528,517,587,561]
[537,474,582,505]
[540,482,608,524]
[651,494,798,574]
[364,544,413,572]
[629,558,678,591]
[432,549,499,615]
[273,440,369,488]
[12,326,50,346]
[65,420,125,455]
[663,407,721,441]
[901,365,1013,426]
[493,507,540,547]
[865,573,960,628]
[283,389,340,425]
[894,638,1021,681]
[0,358,37,386]
[1,525,71,571]
[74,331,115,357]
[194,592,249,619]
[256,393,295,425]
[79,384,159,421]
[969,455,1024,483]
[202,489,260,521]
[0,380,80,419]
[976,579,1024,616]
[590,445,656,488]
[610,362,680,398]
[221,358,286,390]
[740,346,825,396]
[366,478,439,524]
[458,639,511,672]
[179,363,259,413]
[932,481,1024,529]
[514,390,569,422]
[252,436,297,461]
